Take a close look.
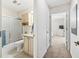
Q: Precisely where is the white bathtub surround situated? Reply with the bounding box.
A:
[2,46,32,58]
[2,40,24,57]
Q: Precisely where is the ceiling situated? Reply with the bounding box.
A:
[52,12,66,19]
[2,0,33,13]
[2,0,71,13]
[46,0,71,8]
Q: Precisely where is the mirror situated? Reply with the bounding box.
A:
[71,4,78,35]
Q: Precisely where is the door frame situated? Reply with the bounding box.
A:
[65,10,71,52]
[50,13,68,47]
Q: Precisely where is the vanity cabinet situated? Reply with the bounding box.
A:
[23,37,33,56]
[24,37,29,54]
[29,39,33,56]
[19,11,33,26]
[20,13,29,25]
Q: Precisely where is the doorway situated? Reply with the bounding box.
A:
[44,12,71,58]
[51,12,66,47]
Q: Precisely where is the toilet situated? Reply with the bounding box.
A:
[15,40,24,52]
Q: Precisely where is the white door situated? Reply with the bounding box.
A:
[70,1,79,57]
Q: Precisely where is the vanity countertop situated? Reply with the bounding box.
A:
[22,33,34,38]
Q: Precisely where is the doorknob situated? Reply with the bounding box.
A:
[74,41,79,46]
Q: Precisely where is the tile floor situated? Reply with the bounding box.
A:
[44,36,72,58]
[2,47,32,58]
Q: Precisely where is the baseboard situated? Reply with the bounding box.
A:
[42,44,50,58]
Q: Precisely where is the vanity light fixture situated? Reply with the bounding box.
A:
[13,0,21,5]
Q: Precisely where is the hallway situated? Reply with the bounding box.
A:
[44,36,72,58]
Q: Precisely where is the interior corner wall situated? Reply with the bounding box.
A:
[34,0,50,58]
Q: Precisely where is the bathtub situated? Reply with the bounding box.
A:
[2,40,24,57]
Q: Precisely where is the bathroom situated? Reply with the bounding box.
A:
[2,0,33,58]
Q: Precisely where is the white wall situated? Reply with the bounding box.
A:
[0,20,1,57]
[2,7,18,17]
[51,13,66,37]
[34,0,50,58]
[70,0,79,57]
[2,7,22,44]
[78,0,79,44]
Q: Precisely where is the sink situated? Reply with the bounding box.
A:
[22,33,33,38]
